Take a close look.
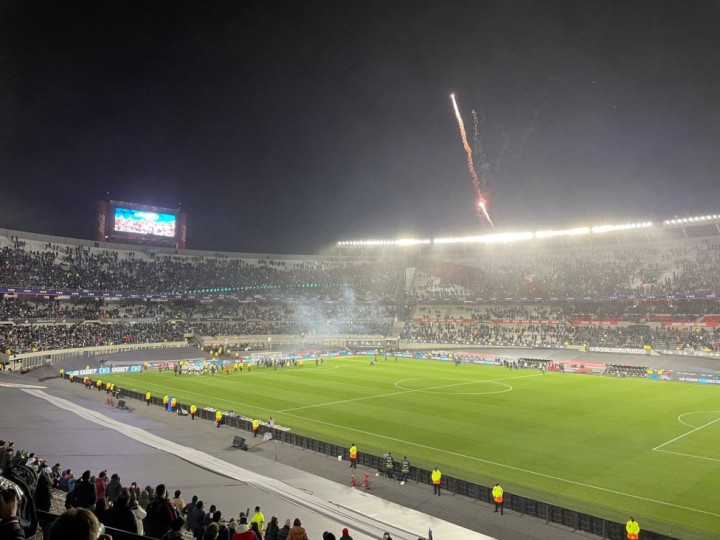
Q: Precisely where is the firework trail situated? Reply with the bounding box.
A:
[472,110,481,156]
[450,94,494,227]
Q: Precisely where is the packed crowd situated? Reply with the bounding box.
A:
[0,439,357,540]
[2,233,720,355]
[3,234,720,304]
[412,299,720,323]
[0,241,403,301]
[401,320,720,351]
[409,240,720,301]
[0,322,186,355]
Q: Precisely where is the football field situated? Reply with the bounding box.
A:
[98,355,720,538]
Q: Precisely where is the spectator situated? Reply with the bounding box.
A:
[47,507,110,540]
[105,474,122,504]
[129,491,146,535]
[277,519,291,540]
[144,484,178,539]
[171,489,185,515]
[340,528,353,540]
[190,500,206,540]
[95,471,108,503]
[33,466,53,512]
[204,522,220,540]
[232,516,254,540]
[138,487,150,511]
[104,488,138,534]
[219,518,235,540]
[204,504,217,528]
[182,494,198,531]
[160,513,186,540]
[250,521,263,540]
[287,519,308,540]
[0,481,23,540]
[265,516,280,540]
[68,470,97,511]
[94,499,109,525]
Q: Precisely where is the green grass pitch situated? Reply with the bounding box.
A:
[98,355,720,539]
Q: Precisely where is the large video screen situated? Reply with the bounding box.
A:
[113,207,177,238]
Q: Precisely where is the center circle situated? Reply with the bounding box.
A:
[394,378,512,395]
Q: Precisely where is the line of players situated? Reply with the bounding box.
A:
[144,357,323,376]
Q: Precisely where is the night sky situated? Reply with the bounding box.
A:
[2,1,720,253]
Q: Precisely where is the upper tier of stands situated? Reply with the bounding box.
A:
[2,230,720,356]
[3,232,720,302]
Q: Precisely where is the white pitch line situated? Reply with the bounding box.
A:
[278,373,541,413]
[655,449,720,463]
[92,371,720,519]
[653,416,720,451]
[677,410,720,428]
[279,409,720,519]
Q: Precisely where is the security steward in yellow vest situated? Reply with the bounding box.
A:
[626,517,640,540]
[145,391,151,406]
[190,404,197,420]
[431,467,442,496]
[492,483,504,514]
[349,444,358,469]
[215,410,223,428]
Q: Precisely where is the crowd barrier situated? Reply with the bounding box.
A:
[104,386,674,540]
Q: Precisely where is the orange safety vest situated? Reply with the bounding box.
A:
[626,519,640,540]
[349,446,357,459]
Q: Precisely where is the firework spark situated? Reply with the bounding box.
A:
[450,93,494,227]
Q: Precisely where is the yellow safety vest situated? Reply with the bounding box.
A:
[431,469,442,484]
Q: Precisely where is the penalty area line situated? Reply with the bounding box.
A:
[653,417,720,451]
[654,449,720,463]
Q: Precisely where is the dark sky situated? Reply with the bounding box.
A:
[2,1,720,253]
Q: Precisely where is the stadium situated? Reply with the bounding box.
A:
[2,210,720,540]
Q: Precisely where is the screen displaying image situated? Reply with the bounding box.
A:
[114,207,177,237]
